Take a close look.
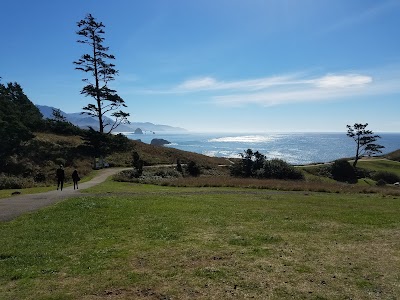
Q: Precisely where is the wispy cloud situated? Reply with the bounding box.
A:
[211,72,400,107]
[176,74,305,92]
[137,68,400,107]
[312,74,372,88]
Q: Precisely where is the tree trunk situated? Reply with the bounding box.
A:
[353,136,360,168]
[92,30,103,133]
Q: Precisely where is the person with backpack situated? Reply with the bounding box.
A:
[72,169,80,190]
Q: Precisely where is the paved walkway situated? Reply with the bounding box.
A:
[0,168,129,222]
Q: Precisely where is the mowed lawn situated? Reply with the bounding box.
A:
[1,181,399,299]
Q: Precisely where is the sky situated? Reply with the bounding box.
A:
[1,0,400,132]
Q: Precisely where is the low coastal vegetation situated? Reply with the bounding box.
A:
[2,128,400,197]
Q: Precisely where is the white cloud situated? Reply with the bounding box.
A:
[175,73,372,93]
[212,72,399,107]
[178,77,217,90]
[138,68,400,107]
[313,74,372,88]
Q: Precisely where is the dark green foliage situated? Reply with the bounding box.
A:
[131,151,143,177]
[109,133,130,152]
[176,159,183,174]
[79,129,129,158]
[230,149,266,177]
[41,119,85,135]
[372,171,400,184]
[187,161,201,177]
[259,159,304,180]
[0,82,42,168]
[330,159,357,183]
[230,149,303,180]
[376,179,386,186]
[1,82,43,130]
[80,128,110,157]
[74,13,130,134]
[346,123,385,168]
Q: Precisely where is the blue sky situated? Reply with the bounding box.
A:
[1,0,400,132]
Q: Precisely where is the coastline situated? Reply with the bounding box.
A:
[121,132,400,165]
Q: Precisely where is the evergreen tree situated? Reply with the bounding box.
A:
[0,82,38,169]
[346,123,385,168]
[74,13,130,134]
[52,108,67,122]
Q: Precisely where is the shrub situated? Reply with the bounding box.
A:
[153,168,182,178]
[259,159,304,180]
[230,161,245,177]
[372,171,400,184]
[113,170,138,182]
[0,175,35,189]
[131,151,143,176]
[330,159,357,183]
[376,179,386,186]
[187,161,201,177]
[176,159,183,174]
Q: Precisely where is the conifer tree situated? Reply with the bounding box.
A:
[74,14,129,134]
[346,123,385,168]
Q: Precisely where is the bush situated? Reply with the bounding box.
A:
[372,171,400,184]
[330,159,357,183]
[0,175,35,189]
[259,159,304,180]
[230,161,245,177]
[176,159,183,174]
[187,161,201,177]
[376,179,386,186]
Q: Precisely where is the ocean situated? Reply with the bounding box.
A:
[124,132,400,165]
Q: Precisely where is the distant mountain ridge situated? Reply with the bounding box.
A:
[36,105,186,133]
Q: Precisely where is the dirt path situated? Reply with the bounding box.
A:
[0,168,129,222]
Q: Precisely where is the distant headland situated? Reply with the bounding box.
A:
[36,105,187,133]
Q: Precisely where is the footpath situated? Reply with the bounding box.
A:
[0,168,129,222]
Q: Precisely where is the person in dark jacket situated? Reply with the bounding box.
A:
[56,165,65,191]
[72,169,80,190]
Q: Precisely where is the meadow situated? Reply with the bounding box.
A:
[1,179,399,299]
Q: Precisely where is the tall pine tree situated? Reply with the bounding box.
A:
[74,14,130,134]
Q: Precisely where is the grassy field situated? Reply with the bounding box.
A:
[1,180,399,299]
[356,159,400,177]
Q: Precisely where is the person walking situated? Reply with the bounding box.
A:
[56,165,65,191]
[72,169,80,190]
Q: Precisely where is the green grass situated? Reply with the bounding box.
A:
[357,158,400,177]
[1,182,399,299]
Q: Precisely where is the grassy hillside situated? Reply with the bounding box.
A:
[356,159,400,177]
[0,132,228,190]
[107,139,229,167]
[384,149,400,162]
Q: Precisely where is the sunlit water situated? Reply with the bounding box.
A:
[123,132,400,165]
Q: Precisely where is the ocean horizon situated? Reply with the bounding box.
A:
[123,132,400,165]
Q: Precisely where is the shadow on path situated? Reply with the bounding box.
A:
[0,168,130,222]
